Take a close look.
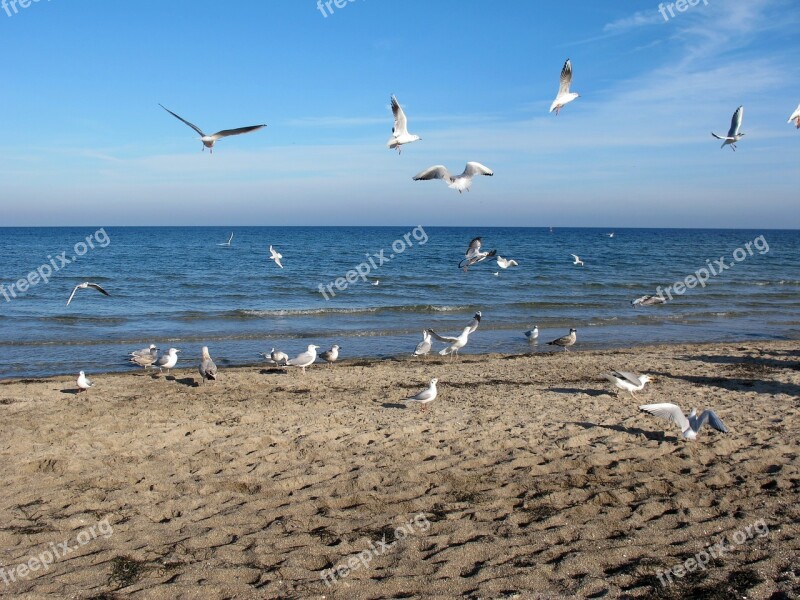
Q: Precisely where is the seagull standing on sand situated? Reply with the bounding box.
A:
[413,162,493,193]
[77,371,93,393]
[788,103,800,128]
[129,347,159,370]
[428,326,472,358]
[66,282,110,306]
[268,245,283,268]
[605,371,652,399]
[405,378,438,412]
[413,331,432,357]
[217,232,234,247]
[639,403,729,440]
[571,254,584,267]
[159,104,266,153]
[524,325,539,340]
[496,256,519,269]
[548,328,577,352]
[289,345,319,374]
[712,106,745,151]
[259,348,289,367]
[459,237,497,271]
[199,346,218,384]
[320,345,341,367]
[550,59,579,115]
[632,295,667,307]
[155,348,180,374]
[387,95,421,154]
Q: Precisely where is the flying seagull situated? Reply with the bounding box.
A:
[524,325,539,340]
[496,256,519,269]
[571,254,584,266]
[549,58,579,115]
[711,106,745,151]
[289,344,319,374]
[632,295,667,307]
[66,282,110,306]
[269,245,283,268]
[159,104,266,153]
[155,348,180,374]
[319,344,341,367]
[387,95,421,153]
[639,403,729,440]
[217,232,234,247]
[77,371,93,393]
[605,371,652,399]
[467,311,482,334]
[199,346,218,384]
[788,103,800,128]
[413,330,432,357]
[405,378,438,412]
[428,326,472,358]
[459,237,497,271]
[413,162,493,193]
[547,328,577,352]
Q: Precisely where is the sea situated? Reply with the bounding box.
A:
[1,226,799,379]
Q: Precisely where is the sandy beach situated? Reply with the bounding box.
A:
[0,340,798,599]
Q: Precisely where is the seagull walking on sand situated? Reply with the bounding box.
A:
[712,105,745,151]
[77,371,93,393]
[524,325,539,340]
[413,162,493,193]
[269,245,283,268]
[459,237,497,271]
[129,347,159,370]
[548,328,577,352]
[217,232,234,247]
[319,345,341,367]
[66,282,110,306]
[639,403,729,440]
[159,104,266,153]
[550,58,579,115]
[387,95,421,154]
[496,256,519,269]
[289,344,319,374]
[405,378,438,412]
[570,254,584,267]
[428,326,472,358]
[788,103,800,128]
[155,348,180,374]
[632,295,666,307]
[413,331,432,357]
[199,346,218,384]
[605,371,652,400]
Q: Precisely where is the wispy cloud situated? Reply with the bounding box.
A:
[603,10,663,33]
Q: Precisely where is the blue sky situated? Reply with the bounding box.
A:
[1,0,798,227]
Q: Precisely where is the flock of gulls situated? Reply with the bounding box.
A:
[63,56,795,440]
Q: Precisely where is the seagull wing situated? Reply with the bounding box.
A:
[390,95,409,136]
[462,162,493,177]
[695,410,729,433]
[427,329,459,343]
[159,104,206,137]
[413,165,451,182]
[289,351,314,366]
[210,124,267,140]
[558,59,573,95]
[711,132,727,140]
[639,403,690,431]
[571,254,580,261]
[66,284,80,306]
[788,104,800,123]
[408,386,435,402]
[727,106,743,137]
[87,283,110,297]
[466,237,482,257]
[612,371,643,386]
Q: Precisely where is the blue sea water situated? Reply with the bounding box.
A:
[1,226,799,379]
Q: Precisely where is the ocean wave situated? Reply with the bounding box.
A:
[175,305,472,321]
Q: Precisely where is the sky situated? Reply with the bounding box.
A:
[0,0,798,228]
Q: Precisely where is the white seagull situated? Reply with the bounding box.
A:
[413,162,493,193]
[524,325,539,340]
[549,58,579,115]
[788,103,800,129]
[467,311,482,334]
[571,254,584,266]
[639,403,729,440]
[604,371,652,400]
[66,282,110,306]
[260,348,289,367]
[319,345,341,367]
[428,326,472,358]
[77,371,93,393]
[459,237,497,271]
[289,344,319,374]
[712,106,745,151]
[155,348,180,374]
[130,344,158,358]
[413,331,432,357]
[547,328,577,352]
[632,295,667,307]
[496,256,519,269]
[199,346,218,384]
[405,378,438,412]
[159,104,266,153]
[371,280,380,286]
[387,95,421,153]
[217,232,234,247]
[269,245,283,268]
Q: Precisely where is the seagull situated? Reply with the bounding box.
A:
[199,346,218,384]
[467,311,482,334]
[268,245,283,268]
[639,403,729,440]
[549,58,579,115]
[130,344,158,358]
[524,325,539,340]
[387,95,421,154]
[129,347,159,370]
[459,237,497,271]
[631,295,667,307]
[547,328,577,352]
[492,272,500,277]
[712,105,745,151]
[607,233,615,238]
[159,104,266,153]
[259,348,289,367]
[605,371,652,400]
[155,348,180,374]
[66,282,110,306]
[319,345,341,367]
[77,371,93,393]
[788,103,800,128]
[371,280,380,286]
[428,326,472,358]
[413,162,493,193]
[571,254,584,266]
[413,331,432,357]
[405,378,438,412]
[217,232,234,247]
[288,344,319,374]
[496,256,519,269]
